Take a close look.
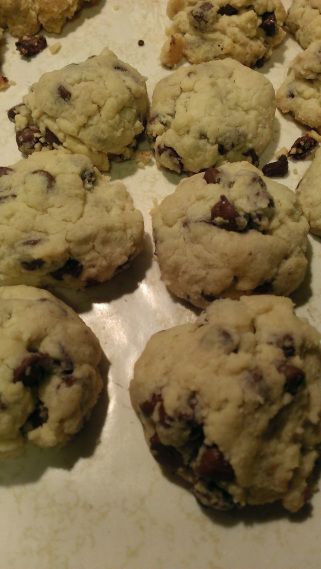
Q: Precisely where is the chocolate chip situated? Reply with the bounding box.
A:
[157,145,183,173]
[21,258,45,271]
[191,2,213,25]
[254,280,272,293]
[279,335,296,358]
[196,445,234,481]
[0,167,13,176]
[26,403,48,428]
[253,57,265,68]
[50,258,83,280]
[218,4,238,15]
[16,126,41,154]
[262,155,288,178]
[32,169,55,189]
[14,353,51,387]
[7,104,24,123]
[80,168,97,190]
[218,143,226,155]
[150,433,183,471]
[140,393,162,417]
[15,35,47,58]
[279,363,305,395]
[114,64,127,72]
[243,148,259,167]
[44,128,61,147]
[138,39,145,46]
[289,134,318,160]
[260,12,277,36]
[58,85,71,101]
[204,167,221,184]
[287,90,295,99]
[210,195,239,230]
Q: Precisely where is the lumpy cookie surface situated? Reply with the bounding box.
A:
[131,295,321,512]
[148,58,275,173]
[0,285,103,454]
[10,48,149,171]
[0,150,144,288]
[152,162,308,307]
[276,40,321,132]
[287,0,321,49]
[297,146,321,235]
[161,0,286,68]
[0,0,98,37]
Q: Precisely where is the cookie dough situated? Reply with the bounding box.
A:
[0,0,98,37]
[148,58,275,174]
[152,162,308,307]
[286,0,321,49]
[161,0,286,68]
[131,295,321,512]
[9,48,149,171]
[0,285,103,455]
[0,149,144,288]
[276,40,321,131]
[297,146,321,235]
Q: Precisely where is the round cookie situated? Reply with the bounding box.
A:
[286,0,321,50]
[297,146,321,235]
[147,58,276,174]
[9,48,149,171]
[0,285,103,455]
[0,0,99,37]
[276,40,321,131]
[0,149,144,288]
[152,162,308,307]
[131,295,321,513]
[161,0,286,68]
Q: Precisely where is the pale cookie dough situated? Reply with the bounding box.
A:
[0,285,103,455]
[0,0,98,37]
[0,150,144,288]
[148,58,275,174]
[161,0,286,68]
[297,146,321,235]
[152,162,308,307]
[286,0,321,49]
[276,40,321,131]
[9,48,149,171]
[131,295,321,513]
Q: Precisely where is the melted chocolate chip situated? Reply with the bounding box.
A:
[218,143,226,155]
[196,445,234,481]
[58,85,71,101]
[14,353,51,387]
[26,403,48,428]
[80,168,97,189]
[15,35,47,57]
[204,167,221,184]
[191,2,213,25]
[260,11,277,36]
[16,126,41,153]
[50,258,83,280]
[32,169,55,189]
[279,334,296,358]
[210,195,239,230]
[44,128,61,147]
[7,104,24,123]
[140,393,163,417]
[262,155,288,178]
[279,363,305,395]
[243,148,259,167]
[21,258,45,271]
[150,433,183,471]
[0,167,13,176]
[289,134,318,160]
[158,145,183,173]
[218,4,238,15]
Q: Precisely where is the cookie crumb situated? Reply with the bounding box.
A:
[49,42,62,55]
[289,134,318,160]
[15,35,47,58]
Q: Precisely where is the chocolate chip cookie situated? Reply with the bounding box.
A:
[161,0,286,68]
[152,162,308,307]
[9,48,149,171]
[286,0,321,49]
[148,58,275,174]
[0,285,103,455]
[131,295,321,512]
[0,150,144,288]
[276,40,321,132]
[0,0,98,37]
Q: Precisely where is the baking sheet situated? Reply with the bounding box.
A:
[1,1,321,568]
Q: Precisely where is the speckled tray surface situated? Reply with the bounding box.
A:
[1,1,321,568]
